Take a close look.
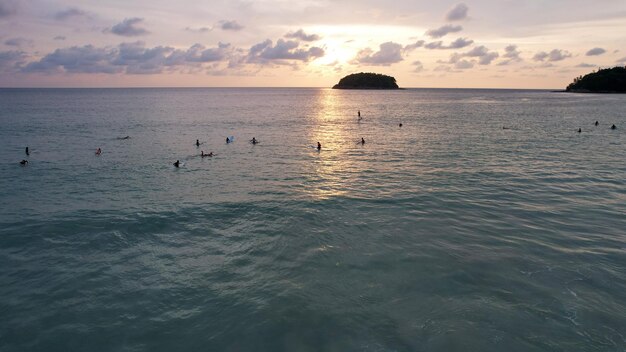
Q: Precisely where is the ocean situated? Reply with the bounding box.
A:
[0,88,624,351]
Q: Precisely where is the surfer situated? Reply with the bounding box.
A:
[201,151,213,157]
[317,142,322,150]
[578,128,581,133]
[95,148,102,155]
[358,110,361,118]
[361,138,365,145]
[595,121,599,126]
[118,136,130,140]
[611,124,616,130]
[226,137,231,143]
[20,160,28,165]
[196,139,200,147]
[251,137,258,144]
[173,160,180,168]
[25,147,29,155]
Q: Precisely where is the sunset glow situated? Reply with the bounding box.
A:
[1,0,625,88]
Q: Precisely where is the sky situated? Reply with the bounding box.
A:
[1,0,625,88]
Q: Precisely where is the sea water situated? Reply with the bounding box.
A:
[0,88,624,351]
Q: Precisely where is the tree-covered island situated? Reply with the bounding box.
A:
[566,66,626,93]
[332,72,400,89]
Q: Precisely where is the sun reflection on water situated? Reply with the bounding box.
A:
[303,89,359,200]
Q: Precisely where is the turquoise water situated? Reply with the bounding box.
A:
[0,88,625,351]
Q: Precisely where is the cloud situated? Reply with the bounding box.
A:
[20,42,233,75]
[53,36,66,41]
[404,40,425,52]
[412,60,424,72]
[22,45,120,74]
[439,45,499,67]
[617,57,626,63]
[107,18,150,37]
[465,45,499,65]
[54,8,89,21]
[576,63,596,68]
[425,24,463,39]
[0,50,26,71]
[533,49,572,62]
[246,39,324,64]
[424,37,473,50]
[503,45,521,60]
[185,26,212,33]
[455,59,474,69]
[0,0,19,18]
[4,37,33,47]
[219,20,243,31]
[354,41,404,66]
[446,3,469,21]
[497,45,522,66]
[285,29,320,42]
[585,47,606,56]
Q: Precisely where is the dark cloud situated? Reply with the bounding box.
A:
[0,0,19,18]
[354,42,403,66]
[285,29,320,42]
[404,40,425,52]
[246,39,324,64]
[576,63,596,68]
[617,57,626,63]
[54,36,66,41]
[424,37,473,50]
[54,8,89,21]
[585,47,606,56]
[533,49,571,62]
[446,3,469,21]
[108,18,150,37]
[426,24,462,39]
[219,20,243,31]
[0,50,26,70]
[465,45,499,65]
[22,45,120,74]
[20,42,232,75]
[4,37,33,47]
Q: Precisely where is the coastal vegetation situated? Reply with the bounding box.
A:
[332,72,399,89]
[566,66,626,93]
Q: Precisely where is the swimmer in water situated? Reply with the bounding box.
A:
[25,147,29,155]
[358,110,361,118]
[399,123,403,127]
[196,139,200,147]
[95,148,102,155]
[361,138,365,145]
[251,137,258,144]
[595,121,599,126]
[173,160,180,168]
[578,128,581,133]
[611,124,616,130]
[20,160,28,165]
[317,142,322,150]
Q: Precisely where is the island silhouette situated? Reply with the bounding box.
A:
[333,72,399,89]
[566,66,626,93]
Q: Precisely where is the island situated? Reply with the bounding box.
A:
[566,66,626,93]
[332,72,400,89]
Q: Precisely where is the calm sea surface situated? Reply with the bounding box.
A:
[0,88,625,351]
